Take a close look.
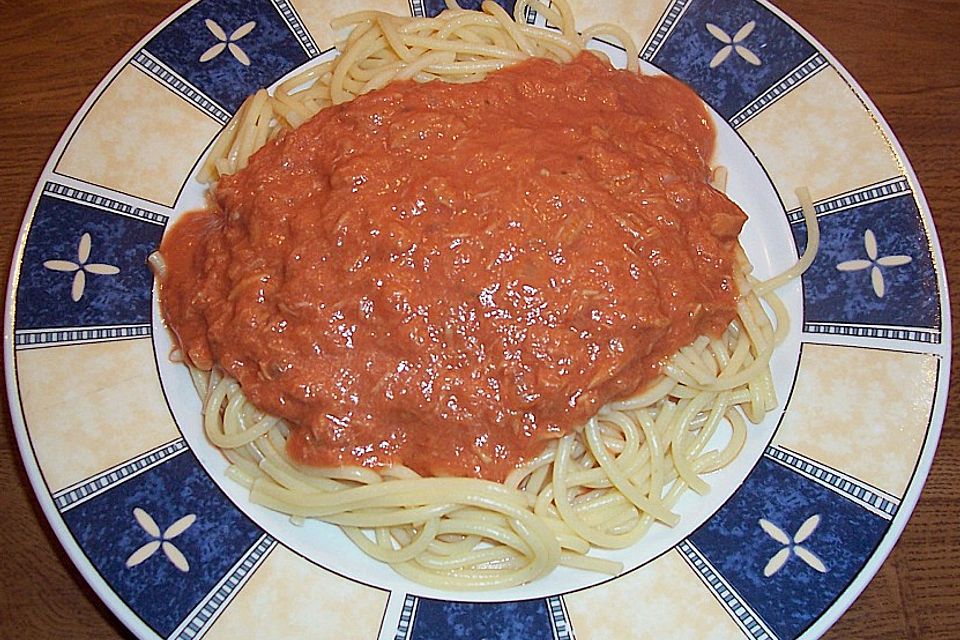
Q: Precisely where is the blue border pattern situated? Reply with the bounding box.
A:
[410,0,536,22]
[393,594,574,640]
[131,50,233,125]
[642,0,696,61]
[55,440,189,511]
[765,446,899,519]
[791,182,941,341]
[801,322,939,343]
[785,178,913,224]
[170,534,277,639]
[15,323,152,348]
[14,183,165,334]
[546,596,574,640]
[406,597,558,640]
[41,182,168,226]
[271,0,320,58]
[679,540,776,639]
[394,594,418,640]
[729,52,827,128]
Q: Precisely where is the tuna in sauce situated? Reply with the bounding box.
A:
[159,53,746,481]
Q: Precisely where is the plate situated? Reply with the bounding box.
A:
[4,1,949,638]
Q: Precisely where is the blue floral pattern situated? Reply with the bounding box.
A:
[793,191,940,332]
[16,188,163,330]
[61,452,263,637]
[689,457,889,639]
[143,0,310,112]
[651,0,817,119]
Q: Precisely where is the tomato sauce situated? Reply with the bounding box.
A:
[159,53,745,481]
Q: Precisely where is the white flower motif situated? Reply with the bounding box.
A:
[706,21,762,68]
[836,229,912,298]
[759,514,828,577]
[42,232,120,302]
[125,507,196,573]
[199,19,256,66]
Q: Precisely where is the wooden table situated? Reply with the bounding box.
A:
[0,1,956,638]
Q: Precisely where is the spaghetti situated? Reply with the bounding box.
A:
[151,0,819,589]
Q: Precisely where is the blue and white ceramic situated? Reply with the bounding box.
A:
[4,1,949,638]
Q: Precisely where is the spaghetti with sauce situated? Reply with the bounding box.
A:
[151,0,818,589]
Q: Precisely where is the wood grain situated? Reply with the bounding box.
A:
[0,1,957,638]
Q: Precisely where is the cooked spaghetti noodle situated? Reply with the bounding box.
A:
[152,0,819,589]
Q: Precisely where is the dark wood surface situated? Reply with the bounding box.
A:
[1,1,957,638]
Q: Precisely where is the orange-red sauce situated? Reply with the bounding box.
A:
[159,53,745,481]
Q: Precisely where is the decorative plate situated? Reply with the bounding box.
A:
[4,0,949,638]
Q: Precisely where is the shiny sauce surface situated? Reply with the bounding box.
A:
[159,53,746,481]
